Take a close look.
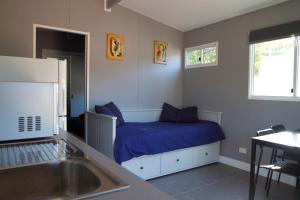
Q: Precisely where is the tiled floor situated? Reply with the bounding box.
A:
[149,164,300,200]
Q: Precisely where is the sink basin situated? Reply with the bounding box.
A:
[0,158,129,200]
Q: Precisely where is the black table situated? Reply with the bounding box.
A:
[249,131,300,200]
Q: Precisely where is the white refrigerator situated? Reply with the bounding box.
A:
[57,59,67,131]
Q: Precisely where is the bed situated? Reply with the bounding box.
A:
[87,109,225,180]
[115,121,224,164]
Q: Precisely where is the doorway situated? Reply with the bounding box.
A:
[34,25,89,141]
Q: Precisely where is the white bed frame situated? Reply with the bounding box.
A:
[87,109,222,180]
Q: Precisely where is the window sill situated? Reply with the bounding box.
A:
[185,63,218,69]
[248,95,300,102]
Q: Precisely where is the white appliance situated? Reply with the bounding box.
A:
[57,59,67,131]
[0,56,59,141]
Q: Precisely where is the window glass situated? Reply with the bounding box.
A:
[252,37,295,97]
[187,49,202,66]
[185,42,218,68]
[202,47,217,64]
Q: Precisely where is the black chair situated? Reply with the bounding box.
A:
[255,128,277,193]
[266,159,300,196]
[270,124,285,132]
[255,127,289,197]
[265,124,300,196]
[269,124,286,184]
[279,163,300,187]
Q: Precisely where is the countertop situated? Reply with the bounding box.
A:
[60,130,174,200]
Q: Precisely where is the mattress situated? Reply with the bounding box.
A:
[114,121,225,164]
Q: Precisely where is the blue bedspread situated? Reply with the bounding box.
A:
[114,121,225,164]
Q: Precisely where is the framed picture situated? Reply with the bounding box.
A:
[107,33,125,61]
[154,41,167,65]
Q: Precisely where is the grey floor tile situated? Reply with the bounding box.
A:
[149,163,300,200]
[186,183,235,200]
[173,193,194,200]
[150,169,208,196]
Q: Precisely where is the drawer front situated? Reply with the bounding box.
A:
[193,142,220,166]
[193,146,206,166]
[203,142,220,164]
[121,155,160,180]
[161,149,193,174]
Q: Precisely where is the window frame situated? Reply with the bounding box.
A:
[248,36,300,102]
[185,41,218,69]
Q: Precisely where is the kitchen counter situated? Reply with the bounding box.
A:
[60,130,174,200]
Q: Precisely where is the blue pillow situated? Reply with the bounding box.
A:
[159,103,178,122]
[105,102,125,125]
[95,102,124,126]
[95,105,114,116]
[176,106,198,123]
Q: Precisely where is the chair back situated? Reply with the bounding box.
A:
[270,124,286,133]
[256,128,274,137]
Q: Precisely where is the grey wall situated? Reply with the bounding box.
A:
[184,0,300,162]
[0,0,183,110]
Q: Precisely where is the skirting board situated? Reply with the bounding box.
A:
[219,156,297,187]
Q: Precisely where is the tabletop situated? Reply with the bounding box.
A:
[252,131,300,149]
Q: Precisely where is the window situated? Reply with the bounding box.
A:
[249,36,300,101]
[185,42,218,69]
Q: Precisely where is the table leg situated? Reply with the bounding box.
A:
[249,139,256,200]
[297,160,300,189]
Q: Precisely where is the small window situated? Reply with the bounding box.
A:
[249,36,300,101]
[185,42,218,69]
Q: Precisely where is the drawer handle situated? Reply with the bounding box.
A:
[176,158,180,162]
[140,166,144,170]
[205,152,208,156]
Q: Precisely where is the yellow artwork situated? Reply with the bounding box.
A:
[154,41,167,65]
[107,33,124,61]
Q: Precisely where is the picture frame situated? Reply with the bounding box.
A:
[154,41,168,65]
[107,33,125,61]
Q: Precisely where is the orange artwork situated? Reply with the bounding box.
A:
[154,41,167,65]
[107,33,124,61]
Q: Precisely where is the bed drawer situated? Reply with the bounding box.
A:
[193,142,220,167]
[121,155,160,180]
[161,149,193,174]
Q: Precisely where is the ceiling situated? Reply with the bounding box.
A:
[119,0,289,32]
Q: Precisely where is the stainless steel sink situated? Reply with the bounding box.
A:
[0,140,129,200]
